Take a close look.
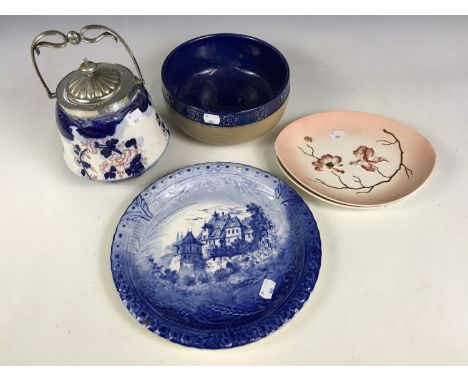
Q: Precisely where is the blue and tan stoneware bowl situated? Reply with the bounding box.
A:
[161,33,290,144]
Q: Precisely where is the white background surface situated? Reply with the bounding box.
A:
[0,16,467,365]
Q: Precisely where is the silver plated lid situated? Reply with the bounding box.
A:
[56,60,138,117]
[66,59,121,104]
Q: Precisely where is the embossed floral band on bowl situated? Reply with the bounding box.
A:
[161,34,290,144]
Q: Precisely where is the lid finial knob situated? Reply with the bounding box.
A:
[79,58,98,74]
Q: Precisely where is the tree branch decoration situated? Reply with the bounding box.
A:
[298,129,413,194]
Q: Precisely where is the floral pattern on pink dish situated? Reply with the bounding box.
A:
[274,111,436,207]
[312,154,345,174]
[349,145,388,172]
[297,129,412,194]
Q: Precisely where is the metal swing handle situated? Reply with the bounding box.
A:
[31,24,145,99]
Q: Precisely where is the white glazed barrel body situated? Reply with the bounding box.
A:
[56,86,169,181]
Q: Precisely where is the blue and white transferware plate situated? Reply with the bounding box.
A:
[111,162,322,349]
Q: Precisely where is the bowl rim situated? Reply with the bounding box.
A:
[161,33,290,128]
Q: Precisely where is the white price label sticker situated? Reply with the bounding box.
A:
[203,113,220,125]
[126,108,143,126]
[329,130,346,139]
[259,279,276,300]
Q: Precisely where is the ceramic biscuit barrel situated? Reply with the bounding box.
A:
[31,24,169,181]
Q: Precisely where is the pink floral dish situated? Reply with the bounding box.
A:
[275,111,436,207]
[276,156,378,208]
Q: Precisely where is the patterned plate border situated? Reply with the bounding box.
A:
[110,162,322,349]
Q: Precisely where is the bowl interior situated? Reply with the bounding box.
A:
[162,34,289,113]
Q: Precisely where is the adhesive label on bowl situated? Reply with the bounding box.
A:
[203,113,220,125]
[259,279,276,300]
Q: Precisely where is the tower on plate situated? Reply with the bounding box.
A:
[175,231,204,272]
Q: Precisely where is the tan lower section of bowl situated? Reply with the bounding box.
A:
[165,100,288,145]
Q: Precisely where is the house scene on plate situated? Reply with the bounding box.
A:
[146,203,284,289]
